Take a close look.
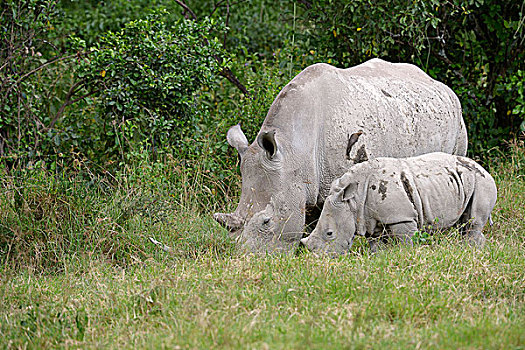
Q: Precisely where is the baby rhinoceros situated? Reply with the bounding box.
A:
[301,152,497,255]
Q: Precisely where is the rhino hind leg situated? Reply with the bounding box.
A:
[458,210,489,248]
[458,180,497,248]
[464,229,486,248]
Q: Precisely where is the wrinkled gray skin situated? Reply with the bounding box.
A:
[214,58,468,253]
[301,152,497,255]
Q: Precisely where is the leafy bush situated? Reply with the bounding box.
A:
[0,0,64,160]
[70,11,229,162]
[505,70,525,133]
[59,0,184,46]
[1,3,232,167]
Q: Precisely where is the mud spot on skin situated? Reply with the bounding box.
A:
[353,145,369,164]
[279,83,297,99]
[400,172,415,209]
[378,180,388,200]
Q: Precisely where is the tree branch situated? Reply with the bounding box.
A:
[210,0,228,17]
[16,53,77,83]
[219,67,248,95]
[174,0,197,20]
[49,79,99,129]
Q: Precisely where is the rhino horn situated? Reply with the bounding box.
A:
[227,124,249,155]
[213,212,245,231]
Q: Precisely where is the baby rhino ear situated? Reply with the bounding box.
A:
[342,182,358,202]
[227,124,249,155]
[332,173,358,203]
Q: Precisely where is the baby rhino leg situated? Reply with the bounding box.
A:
[388,221,418,247]
[367,236,388,253]
[461,206,489,249]
[366,220,391,253]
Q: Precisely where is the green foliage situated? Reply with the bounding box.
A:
[0,150,237,270]
[1,211,524,347]
[505,70,525,132]
[190,0,294,59]
[59,0,184,46]
[72,11,228,161]
[0,0,63,159]
[1,0,524,209]
[1,3,232,167]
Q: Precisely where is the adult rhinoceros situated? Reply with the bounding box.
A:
[214,58,468,252]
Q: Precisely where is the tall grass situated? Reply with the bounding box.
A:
[0,140,523,349]
[0,146,239,271]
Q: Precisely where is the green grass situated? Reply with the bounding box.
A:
[1,142,524,349]
[1,242,524,349]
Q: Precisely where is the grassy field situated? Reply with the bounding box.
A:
[1,143,524,349]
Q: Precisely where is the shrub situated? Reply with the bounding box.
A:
[0,0,63,161]
[67,11,229,162]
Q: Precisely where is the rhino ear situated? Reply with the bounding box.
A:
[330,172,355,197]
[257,130,278,159]
[342,182,358,202]
[227,124,249,155]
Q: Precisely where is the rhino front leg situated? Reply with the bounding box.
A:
[367,237,387,253]
[388,221,417,247]
[366,223,389,253]
[464,229,486,248]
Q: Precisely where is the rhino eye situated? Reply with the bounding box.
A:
[326,231,333,237]
[262,217,271,225]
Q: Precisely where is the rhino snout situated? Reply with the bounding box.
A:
[300,236,318,252]
[213,212,245,231]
